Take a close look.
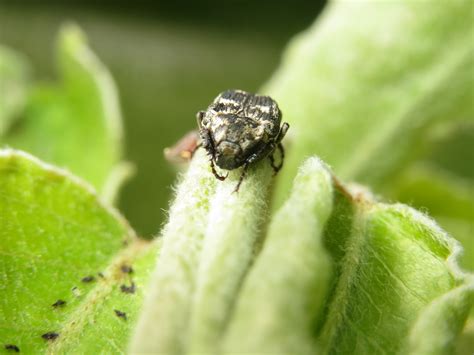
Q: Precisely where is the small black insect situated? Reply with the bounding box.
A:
[51,299,66,308]
[120,282,136,294]
[120,265,133,274]
[81,275,95,283]
[4,344,20,352]
[197,89,289,192]
[114,309,127,320]
[41,332,59,341]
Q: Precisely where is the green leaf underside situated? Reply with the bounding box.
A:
[1,24,124,195]
[0,150,158,354]
[318,203,461,354]
[188,156,273,352]
[264,0,473,208]
[131,153,472,354]
[0,46,30,137]
[219,159,472,354]
[130,150,218,354]
[131,150,274,354]
[223,158,334,354]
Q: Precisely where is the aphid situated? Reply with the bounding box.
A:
[41,332,59,341]
[120,282,136,294]
[197,89,289,192]
[98,272,105,278]
[4,344,20,352]
[81,275,95,283]
[51,299,66,308]
[114,309,127,320]
[120,265,133,274]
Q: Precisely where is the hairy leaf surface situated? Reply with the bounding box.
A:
[0,150,158,354]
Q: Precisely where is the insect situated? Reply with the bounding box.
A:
[114,309,127,320]
[120,282,136,294]
[197,89,289,192]
[41,332,59,341]
[81,275,95,283]
[120,265,134,274]
[4,344,20,352]
[51,299,66,308]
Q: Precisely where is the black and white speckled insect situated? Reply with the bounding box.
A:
[197,89,289,192]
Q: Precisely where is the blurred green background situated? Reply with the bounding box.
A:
[0,0,325,236]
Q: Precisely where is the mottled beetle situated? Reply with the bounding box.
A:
[197,89,289,192]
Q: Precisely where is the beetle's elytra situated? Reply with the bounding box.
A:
[197,89,289,192]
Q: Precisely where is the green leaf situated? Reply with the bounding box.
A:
[131,152,472,354]
[263,0,473,207]
[2,24,127,199]
[388,164,474,271]
[435,216,474,273]
[188,158,272,353]
[223,157,334,354]
[0,46,30,136]
[131,151,274,354]
[409,282,474,355]
[0,149,158,354]
[217,159,473,354]
[317,203,471,354]
[130,150,217,354]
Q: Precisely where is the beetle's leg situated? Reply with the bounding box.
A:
[233,149,265,193]
[276,122,290,143]
[196,110,205,129]
[233,163,250,193]
[199,126,228,181]
[266,122,288,175]
[210,157,228,181]
[199,126,214,152]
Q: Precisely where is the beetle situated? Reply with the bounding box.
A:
[197,89,289,192]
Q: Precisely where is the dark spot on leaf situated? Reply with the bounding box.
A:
[4,344,20,352]
[52,299,66,308]
[81,275,95,283]
[41,332,59,341]
[114,309,127,320]
[120,282,136,294]
[98,272,105,278]
[120,265,133,274]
